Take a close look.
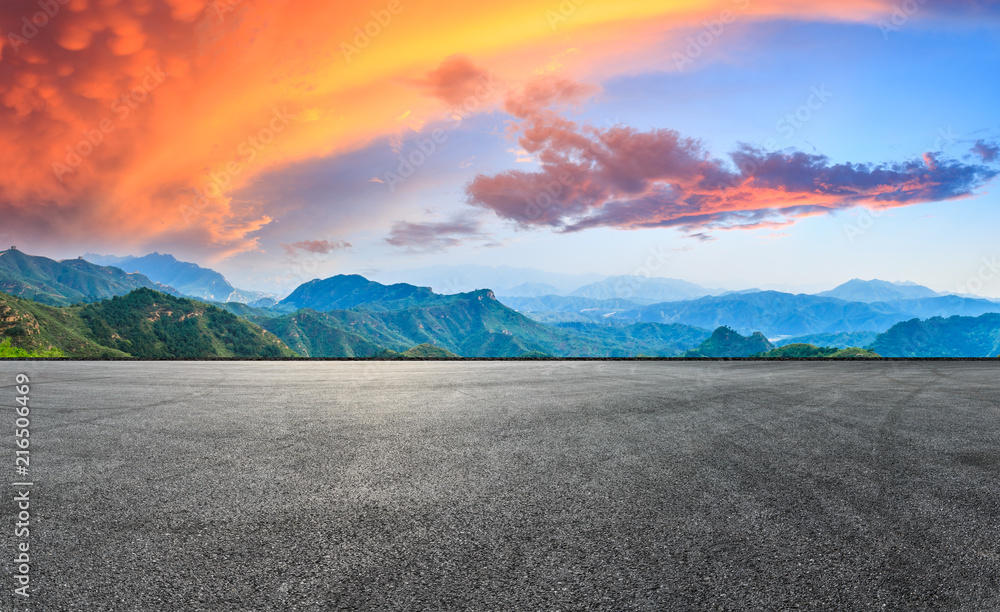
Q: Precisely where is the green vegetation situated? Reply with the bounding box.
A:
[752,343,880,358]
[259,290,713,358]
[0,338,64,358]
[397,343,460,359]
[0,289,296,359]
[280,275,452,312]
[775,331,879,349]
[869,314,1000,357]
[0,249,179,306]
[0,291,129,358]
[685,326,775,357]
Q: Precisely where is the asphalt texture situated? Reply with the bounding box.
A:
[0,361,998,611]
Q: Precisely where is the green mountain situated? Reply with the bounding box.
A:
[0,249,182,307]
[397,343,461,359]
[0,289,296,359]
[0,338,64,358]
[684,326,775,357]
[85,252,271,304]
[553,322,711,357]
[256,286,711,358]
[0,291,131,358]
[626,291,1000,337]
[752,343,880,359]
[260,290,568,357]
[279,275,454,312]
[775,331,879,349]
[869,313,1000,357]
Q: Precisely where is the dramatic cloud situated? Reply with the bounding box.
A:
[465,78,1000,236]
[281,240,351,255]
[412,55,493,107]
[384,216,488,253]
[973,140,999,163]
[0,0,991,259]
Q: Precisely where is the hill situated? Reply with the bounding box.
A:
[0,249,181,307]
[261,290,576,358]
[552,322,711,357]
[775,331,879,349]
[0,291,131,358]
[279,275,455,312]
[84,252,271,304]
[0,338,64,358]
[257,284,710,358]
[0,289,296,359]
[816,279,940,302]
[869,313,1000,357]
[684,327,775,357]
[397,343,461,359]
[752,344,881,359]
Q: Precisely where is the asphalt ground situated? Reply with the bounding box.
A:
[0,361,998,611]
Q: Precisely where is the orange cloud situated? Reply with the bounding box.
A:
[0,0,925,259]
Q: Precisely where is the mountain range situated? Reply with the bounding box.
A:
[1,249,999,358]
[0,248,181,306]
[0,288,293,358]
[84,252,272,304]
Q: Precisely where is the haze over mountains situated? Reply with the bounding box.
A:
[1,248,999,358]
[85,253,273,304]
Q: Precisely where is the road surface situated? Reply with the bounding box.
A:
[0,361,998,610]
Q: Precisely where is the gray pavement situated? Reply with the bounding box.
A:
[0,361,998,610]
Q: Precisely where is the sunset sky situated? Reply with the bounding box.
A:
[2,0,999,296]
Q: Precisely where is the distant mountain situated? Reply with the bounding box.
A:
[261,289,579,358]
[552,322,711,357]
[622,291,1000,337]
[0,249,182,307]
[775,331,879,349]
[0,288,295,359]
[816,279,940,302]
[869,313,1000,357]
[368,264,604,295]
[569,276,720,304]
[684,326,775,357]
[84,252,273,304]
[252,276,711,357]
[493,282,564,298]
[498,294,643,320]
[279,275,455,312]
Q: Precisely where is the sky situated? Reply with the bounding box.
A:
[1,0,999,296]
